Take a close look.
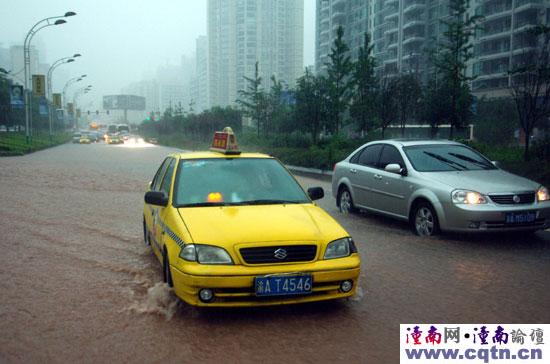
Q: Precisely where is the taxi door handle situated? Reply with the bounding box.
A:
[349,168,357,173]
[374,174,382,180]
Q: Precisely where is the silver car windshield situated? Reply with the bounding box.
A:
[173,158,309,207]
[403,145,496,172]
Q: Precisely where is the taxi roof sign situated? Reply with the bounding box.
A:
[210,127,241,155]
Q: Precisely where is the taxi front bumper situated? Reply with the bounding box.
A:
[170,257,361,307]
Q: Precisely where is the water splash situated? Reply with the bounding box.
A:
[350,286,364,303]
[126,282,180,320]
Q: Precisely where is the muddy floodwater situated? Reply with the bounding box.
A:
[1,142,549,363]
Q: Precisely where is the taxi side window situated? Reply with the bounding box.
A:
[152,158,170,191]
[379,145,405,169]
[358,144,383,168]
[160,158,176,196]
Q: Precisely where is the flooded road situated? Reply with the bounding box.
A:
[1,142,549,363]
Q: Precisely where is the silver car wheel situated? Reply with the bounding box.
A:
[415,207,435,236]
[340,190,353,214]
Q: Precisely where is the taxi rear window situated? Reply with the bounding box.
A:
[173,158,309,207]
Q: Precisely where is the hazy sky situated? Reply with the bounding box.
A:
[0,0,315,108]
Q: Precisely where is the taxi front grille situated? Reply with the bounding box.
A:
[240,245,317,264]
[489,193,535,205]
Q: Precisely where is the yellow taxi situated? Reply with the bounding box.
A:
[143,128,361,307]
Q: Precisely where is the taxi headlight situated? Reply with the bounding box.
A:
[179,244,233,265]
[324,237,357,260]
[451,190,487,204]
[537,186,549,202]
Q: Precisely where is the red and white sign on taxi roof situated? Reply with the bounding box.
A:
[210,127,241,154]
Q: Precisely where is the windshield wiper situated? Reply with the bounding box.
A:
[423,151,466,170]
[447,152,494,170]
[236,199,303,205]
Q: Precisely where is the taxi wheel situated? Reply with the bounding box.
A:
[412,202,439,237]
[338,186,357,214]
[163,248,174,287]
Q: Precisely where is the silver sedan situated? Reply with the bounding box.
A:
[332,140,550,236]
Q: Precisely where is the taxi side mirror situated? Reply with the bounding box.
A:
[145,191,168,207]
[307,187,324,201]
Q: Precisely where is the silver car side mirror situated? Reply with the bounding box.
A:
[491,161,500,168]
[385,163,402,175]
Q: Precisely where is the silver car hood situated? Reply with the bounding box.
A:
[419,169,539,194]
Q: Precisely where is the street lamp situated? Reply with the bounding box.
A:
[47,54,81,139]
[62,74,86,107]
[23,11,76,143]
[73,85,92,130]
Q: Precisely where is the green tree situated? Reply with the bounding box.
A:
[509,25,550,160]
[0,73,10,126]
[431,0,482,138]
[374,75,398,139]
[419,76,451,138]
[295,69,329,144]
[350,33,377,134]
[325,25,354,134]
[236,61,265,137]
[393,73,421,137]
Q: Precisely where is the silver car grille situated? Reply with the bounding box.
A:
[489,193,535,205]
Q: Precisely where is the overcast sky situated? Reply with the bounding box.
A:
[0,0,316,108]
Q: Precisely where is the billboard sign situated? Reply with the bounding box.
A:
[10,84,24,108]
[39,98,48,116]
[103,95,146,110]
[53,93,62,108]
[32,74,46,97]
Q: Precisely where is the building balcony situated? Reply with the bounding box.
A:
[403,19,425,29]
[332,10,346,22]
[387,41,399,49]
[478,29,512,41]
[515,0,543,11]
[385,12,399,21]
[403,3,426,14]
[332,0,346,11]
[402,36,425,45]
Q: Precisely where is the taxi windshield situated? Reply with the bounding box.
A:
[173,158,309,207]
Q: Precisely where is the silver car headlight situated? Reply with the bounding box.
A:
[179,244,233,264]
[451,190,487,205]
[537,186,549,202]
[324,237,357,260]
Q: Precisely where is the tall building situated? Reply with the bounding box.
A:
[315,0,370,72]
[470,0,550,97]
[315,0,550,96]
[194,36,209,112]
[207,0,304,108]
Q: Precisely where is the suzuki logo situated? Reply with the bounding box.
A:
[274,248,287,260]
[513,195,521,203]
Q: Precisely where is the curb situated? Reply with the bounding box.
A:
[286,165,333,182]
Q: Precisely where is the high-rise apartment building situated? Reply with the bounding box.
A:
[315,0,370,72]
[194,36,209,112]
[207,0,304,108]
[316,0,550,96]
[470,0,550,97]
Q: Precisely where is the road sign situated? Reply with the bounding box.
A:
[10,84,24,109]
[53,93,62,108]
[39,98,48,116]
[32,74,46,97]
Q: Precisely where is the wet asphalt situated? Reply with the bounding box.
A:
[0,141,549,363]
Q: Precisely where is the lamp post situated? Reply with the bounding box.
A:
[47,54,80,139]
[23,11,76,144]
[73,85,92,130]
[62,74,86,108]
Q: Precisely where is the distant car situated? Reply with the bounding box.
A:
[72,132,81,143]
[332,140,550,236]
[107,134,123,144]
[79,134,91,144]
[148,137,158,144]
